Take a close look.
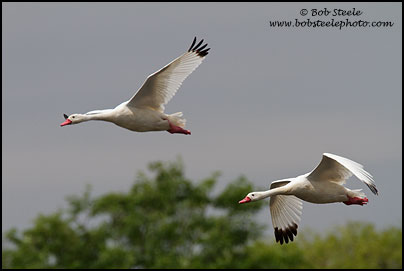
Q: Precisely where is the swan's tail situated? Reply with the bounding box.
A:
[351,189,366,198]
[167,112,186,128]
[344,189,369,205]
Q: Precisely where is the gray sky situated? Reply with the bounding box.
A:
[3,3,402,235]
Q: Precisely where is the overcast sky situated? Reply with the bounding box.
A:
[3,3,402,236]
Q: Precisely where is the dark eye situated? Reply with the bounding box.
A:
[72,116,75,118]
[251,194,255,197]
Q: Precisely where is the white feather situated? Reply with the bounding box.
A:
[128,49,207,112]
[307,153,378,195]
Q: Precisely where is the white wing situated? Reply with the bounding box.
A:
[127,37,210,112]
[307,153,378,195]
[269,180,303,245]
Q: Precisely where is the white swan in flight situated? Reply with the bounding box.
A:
[60,37,210,135]
[239,153,378,245]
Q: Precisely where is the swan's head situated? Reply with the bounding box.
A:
[239,192,263,204]
[60,113,85,126]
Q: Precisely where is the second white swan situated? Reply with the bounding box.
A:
[239,153,378,245]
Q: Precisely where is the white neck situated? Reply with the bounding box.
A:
[254,185,291,201]
[82,109,114,122]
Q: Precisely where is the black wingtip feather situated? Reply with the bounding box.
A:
[200,48,210,56]
[63,114,69,119]
[274,224,298,245]
[198,43,207,51]
[274,227,280,243]
[367,183,378,195]
[188,37,210,57]
[193,39,204,50]
[286,229,294,242]
[188,37,197,52]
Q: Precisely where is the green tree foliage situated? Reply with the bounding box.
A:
[2,159,402,269]
[298,222,402,269]
[2,159,264,269]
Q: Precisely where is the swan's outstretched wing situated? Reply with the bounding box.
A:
[127,37,210,112]
[269,180,303,245]
[306,153,378,195]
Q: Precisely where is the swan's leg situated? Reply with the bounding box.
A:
[343,196,368,206]
[165,119,191,135]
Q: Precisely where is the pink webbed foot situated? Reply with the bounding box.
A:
[343,196,368,206]
[166,120,191,135]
